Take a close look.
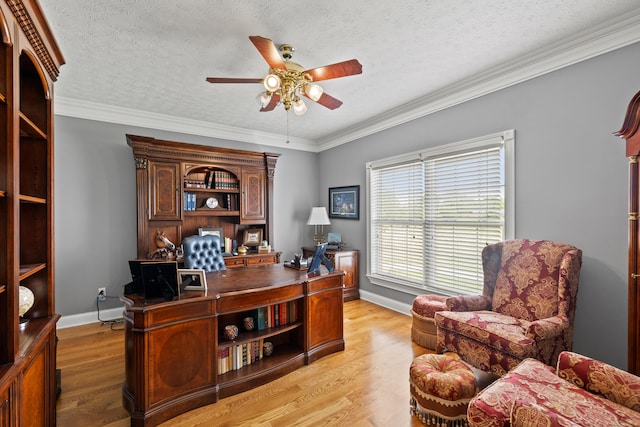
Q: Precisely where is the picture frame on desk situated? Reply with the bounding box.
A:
[329,185,359,220]
[178,269,207,291]
[243,228,263,247]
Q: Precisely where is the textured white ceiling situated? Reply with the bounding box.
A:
[39,1,640,150]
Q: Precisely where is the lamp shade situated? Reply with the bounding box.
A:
[307,207,331,225]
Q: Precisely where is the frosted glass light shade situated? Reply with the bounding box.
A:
[293,98,307,116]
[305,83,323,101]
[263,74,281,92]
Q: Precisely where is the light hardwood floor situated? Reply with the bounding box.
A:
[56,299,430,426]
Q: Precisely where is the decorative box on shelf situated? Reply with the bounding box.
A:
[258,245,271,254]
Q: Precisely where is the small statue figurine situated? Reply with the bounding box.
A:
[148,229,176,259]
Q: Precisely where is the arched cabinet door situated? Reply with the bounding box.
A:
[615,89,640,375]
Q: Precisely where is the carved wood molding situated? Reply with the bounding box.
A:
[6,0,61,80]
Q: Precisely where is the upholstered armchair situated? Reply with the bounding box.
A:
[468,351,640,426]
[435,239,582,376]
[182,234,227,272]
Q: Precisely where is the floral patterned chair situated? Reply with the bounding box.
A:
[434,239,582,376]
[468,351,640,426]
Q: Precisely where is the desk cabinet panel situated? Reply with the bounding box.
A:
[303,247,359,301]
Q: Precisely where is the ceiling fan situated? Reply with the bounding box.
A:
[206,36,363,116]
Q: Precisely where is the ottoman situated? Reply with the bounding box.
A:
[411,295,448,349]
[410,353,477,426]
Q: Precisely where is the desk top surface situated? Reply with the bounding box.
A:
[122,264,340,307]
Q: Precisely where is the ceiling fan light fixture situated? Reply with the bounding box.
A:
[263,74,281,92]
[305,83,323,102]
[257,91,272,107]
[293,98,307,116]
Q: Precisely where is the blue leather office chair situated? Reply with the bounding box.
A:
[181,234,227,272]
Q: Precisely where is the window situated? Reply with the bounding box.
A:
[366,130,514,296]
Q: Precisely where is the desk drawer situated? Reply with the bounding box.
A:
[247,255,276,266]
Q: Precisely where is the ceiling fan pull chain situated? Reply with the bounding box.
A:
[286,110,290,144]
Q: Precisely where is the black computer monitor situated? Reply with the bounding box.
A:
[127,260,179,301]
[307,243,334,275]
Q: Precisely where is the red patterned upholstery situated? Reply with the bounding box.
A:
[410,353,477,425]
[411,294,448,349]
[468,352,640,427]
[435,239,582,376]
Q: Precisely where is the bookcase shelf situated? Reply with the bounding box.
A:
[19,194,46,204]
[18,263,47,282]
[218,322,303,348]
[0,2,64,425]
[19,111,47,139]
[129,135,279,260]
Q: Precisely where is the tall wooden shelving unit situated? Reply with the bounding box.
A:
[0,1,64,425]
[617,90,640,375]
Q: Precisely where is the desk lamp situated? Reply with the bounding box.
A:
[307,207,331,245]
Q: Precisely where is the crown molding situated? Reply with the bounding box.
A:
[316,8,640,151]
[53,97,319,152]
[55,9,640,153]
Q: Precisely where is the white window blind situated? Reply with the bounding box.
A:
[367,130,514,295]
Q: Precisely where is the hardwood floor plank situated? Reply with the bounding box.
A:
[56,300,429,426]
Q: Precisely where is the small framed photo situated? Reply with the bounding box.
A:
[198,227,223,243]
[243,228,263,247]
[178,269,207,291]
[329,185,360,220]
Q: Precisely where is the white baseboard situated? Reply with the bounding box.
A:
[359,289,411,317]
[57,306,124,329]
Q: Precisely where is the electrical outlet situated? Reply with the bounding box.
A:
[97,287,106,302]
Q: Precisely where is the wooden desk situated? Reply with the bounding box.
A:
[121,265,344,427]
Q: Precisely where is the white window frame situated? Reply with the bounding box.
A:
[365,130,515,296]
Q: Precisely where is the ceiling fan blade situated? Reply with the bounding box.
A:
[260,93,281,112]
[306,92,343,110]
[249,36,286,70]
[304,59,363,82]
[206,77,263,84]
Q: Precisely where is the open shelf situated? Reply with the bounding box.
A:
[218,343,304,382]
[185,209,240,217]
[18,263,46,281]
[19,194,46,204]
[218,322,302,348]
[19,112,47,139]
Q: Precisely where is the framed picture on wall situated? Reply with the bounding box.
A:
[329,185,359,220]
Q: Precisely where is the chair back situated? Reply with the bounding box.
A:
[182,234,227,272]
[488,239,582,321]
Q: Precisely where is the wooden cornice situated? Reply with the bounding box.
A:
[5,0,65,81]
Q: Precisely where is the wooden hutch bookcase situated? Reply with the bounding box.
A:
[127,135,280,264]
[0,1,64,425]
[616,89,640,375]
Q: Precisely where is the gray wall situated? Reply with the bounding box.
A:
[54,41,638,369]
[318,42,639,369]
[53,119,319,316]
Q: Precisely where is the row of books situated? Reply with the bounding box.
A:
[184,179,208,189]
[184,192,198,211]
[184,171,239,190]
[206,170,239,190]
[182,193,239,211]
[218,339,264,374]
[252,301,298,330]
